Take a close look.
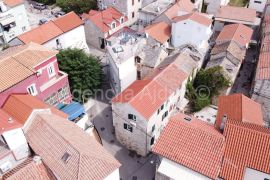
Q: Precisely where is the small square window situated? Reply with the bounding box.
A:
[128,114,136,121]
[61,152,71,163]
[27,84,37,96]
[132,12,135,18]
[124,123,133,132]
[150,136,155,145]
[151,125,155,132]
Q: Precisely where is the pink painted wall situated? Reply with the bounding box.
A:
[0,56,72,107]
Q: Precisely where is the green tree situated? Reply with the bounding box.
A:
[186,66,231,112]
[56,0,97,14]
[57,49,102,103]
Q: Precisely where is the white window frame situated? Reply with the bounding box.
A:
[27,84,38,96]
[47,63,56,78]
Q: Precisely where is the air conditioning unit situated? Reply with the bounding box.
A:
[0,161,12,174]
[36,69,42,76]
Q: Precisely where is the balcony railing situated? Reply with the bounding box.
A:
[39,71,68,92]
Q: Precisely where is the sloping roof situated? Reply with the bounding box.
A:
[26,113,121,180]
[0,43,58,92]
[215,6,256,23]
[2,94,68,124]
[211,41,246,61]
[4,159,55,180]
[163,0,194,20]
[172,12,212,27]
[144,22,171,44]
[0,109,22,134]
[53,12,84,32]
[220,120,270,180]
[112,55,188,119]
[256,51,270,79]
[82,7,127,33]
[3,0,23,7]
[216,94,264,128]
[152,113,225,179]
[18,12,83,44]
[216,24,253,47]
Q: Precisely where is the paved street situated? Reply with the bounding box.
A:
[231,44,258,96]
[87,83,156,180]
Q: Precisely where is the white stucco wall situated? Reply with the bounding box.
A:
[244,168,270,180]
[43,25,89,52]
[104,168,120,180]
[108,55,137,94]
[1,3,30,43]
[249,0,267,13]
[156,157,211,180]
[171,19,212,51]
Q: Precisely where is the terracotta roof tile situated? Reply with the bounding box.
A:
[220,120,270,180]
[0,109,22,134]
[26,113,121,180]
[173,12,212,27]
[144,22,171,44]
[216,94,264,128]
[152,113,225,179]
[83,7,127,33]
[53,12,84,32]
[112,57,188,119]
[3,0,23,7]
[2,94,68,125]
[0,43,58,92]
[164,0,194,20]
[4,160,55,180]
[216,24,253,47]
[215,6,256,23]
[18,12,82,44]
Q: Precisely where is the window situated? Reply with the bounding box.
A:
[151,125,155,132]
[150,136,155,145]
[254,1,262,3]
[27,84,37,96]
[111,22,116,29]
[56,39,60,45]
[157,109,160,115]
[120,17,124,24]
[132,0,134,5]
[132,12,135,18]
[22,26,26,31]
[124,123,133,132]
[61,152,71,163]
[128,114,136,121]
[161,104,164,110]
[47,64,55,77]
[162,111,168,121]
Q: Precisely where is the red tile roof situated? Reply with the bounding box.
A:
[144,22,171,44]
[0,109,22,134]
[2,94,68,125]
[0,43,58,92]
[53,12,84,33]
[112,58,188,119]
[220,120,270,180]
[172,12,212,27]
[216,24,253,47]
[18,12,83,44]
[26,113,121,180]
[152,113,225,179]
[164,0,194,20]
[216,94,264,128]
[215,6,256,23]
[4,159,55,180]
[3,0,23,7]
[82,7,127,33]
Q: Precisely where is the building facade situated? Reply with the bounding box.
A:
[0,0,30,44]
[0,43,72,107]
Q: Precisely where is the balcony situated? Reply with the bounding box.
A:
[39,71,68,92]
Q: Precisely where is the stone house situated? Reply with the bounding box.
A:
[82,7,128,50]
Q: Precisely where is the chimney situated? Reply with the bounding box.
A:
[7,117,13,123]
[220,114,227,131]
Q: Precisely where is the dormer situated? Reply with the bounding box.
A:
[111,21,116,29]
